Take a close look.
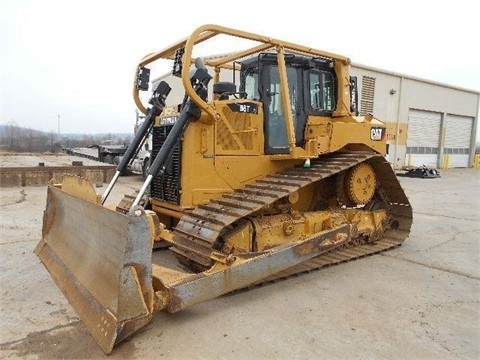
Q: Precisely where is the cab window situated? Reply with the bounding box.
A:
[309,70,335,112]
[244,70,260,100]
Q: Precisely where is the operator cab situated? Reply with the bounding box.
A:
[239,53,337,155]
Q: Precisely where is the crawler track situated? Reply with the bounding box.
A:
[171,151,412,275]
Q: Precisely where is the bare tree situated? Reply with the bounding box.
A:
[4,122,21,151]
[0,123,132,153]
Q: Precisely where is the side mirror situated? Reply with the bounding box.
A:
[136,67,150,91]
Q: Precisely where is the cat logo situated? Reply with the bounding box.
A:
[370,127,385,141]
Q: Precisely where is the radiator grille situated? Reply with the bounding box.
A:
[150,124,182,204]
[360,76,375,116]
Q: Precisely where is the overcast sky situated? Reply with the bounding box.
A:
[1,0,479,136]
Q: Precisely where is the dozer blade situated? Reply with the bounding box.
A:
[35,177,154,354]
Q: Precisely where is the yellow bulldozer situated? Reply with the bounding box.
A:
[35,24,412,353]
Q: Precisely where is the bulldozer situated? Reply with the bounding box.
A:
[35,24,412,354]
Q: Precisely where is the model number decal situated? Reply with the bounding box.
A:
[370,127,385,141]
[160,116,178,125]
[227,102,258,114]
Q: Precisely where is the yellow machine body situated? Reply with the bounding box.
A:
[35,24,412,354]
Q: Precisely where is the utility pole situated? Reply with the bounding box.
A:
[57,114,60,134]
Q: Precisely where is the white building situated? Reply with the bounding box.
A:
[351,63,479,169]
[153,59,479,169]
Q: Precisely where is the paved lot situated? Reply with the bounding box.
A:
[0,169,479,359]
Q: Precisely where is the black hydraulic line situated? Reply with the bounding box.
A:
[101,81,171,204]
[117,109,156,172]
[131,68,211,209]
[148,100,198,177]
[127,121,153,167]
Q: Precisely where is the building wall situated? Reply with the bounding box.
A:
[351,64,479,168]
[153,63,479,169]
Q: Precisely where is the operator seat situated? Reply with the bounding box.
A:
[213,82,236,100]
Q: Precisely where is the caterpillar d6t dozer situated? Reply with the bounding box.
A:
[35,24,412,353]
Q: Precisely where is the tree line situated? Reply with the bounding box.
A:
[0,123,132,153]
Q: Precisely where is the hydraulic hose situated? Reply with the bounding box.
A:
[101,81,171,204]
[131,68,211,209]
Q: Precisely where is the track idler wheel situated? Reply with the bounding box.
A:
[341,163,377,206]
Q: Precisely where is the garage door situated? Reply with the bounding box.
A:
[444,114,473,167]
[406,109,441,167]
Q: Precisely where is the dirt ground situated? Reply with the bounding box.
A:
[0,168,479,359]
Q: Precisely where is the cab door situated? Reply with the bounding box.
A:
[262,64,305,155]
